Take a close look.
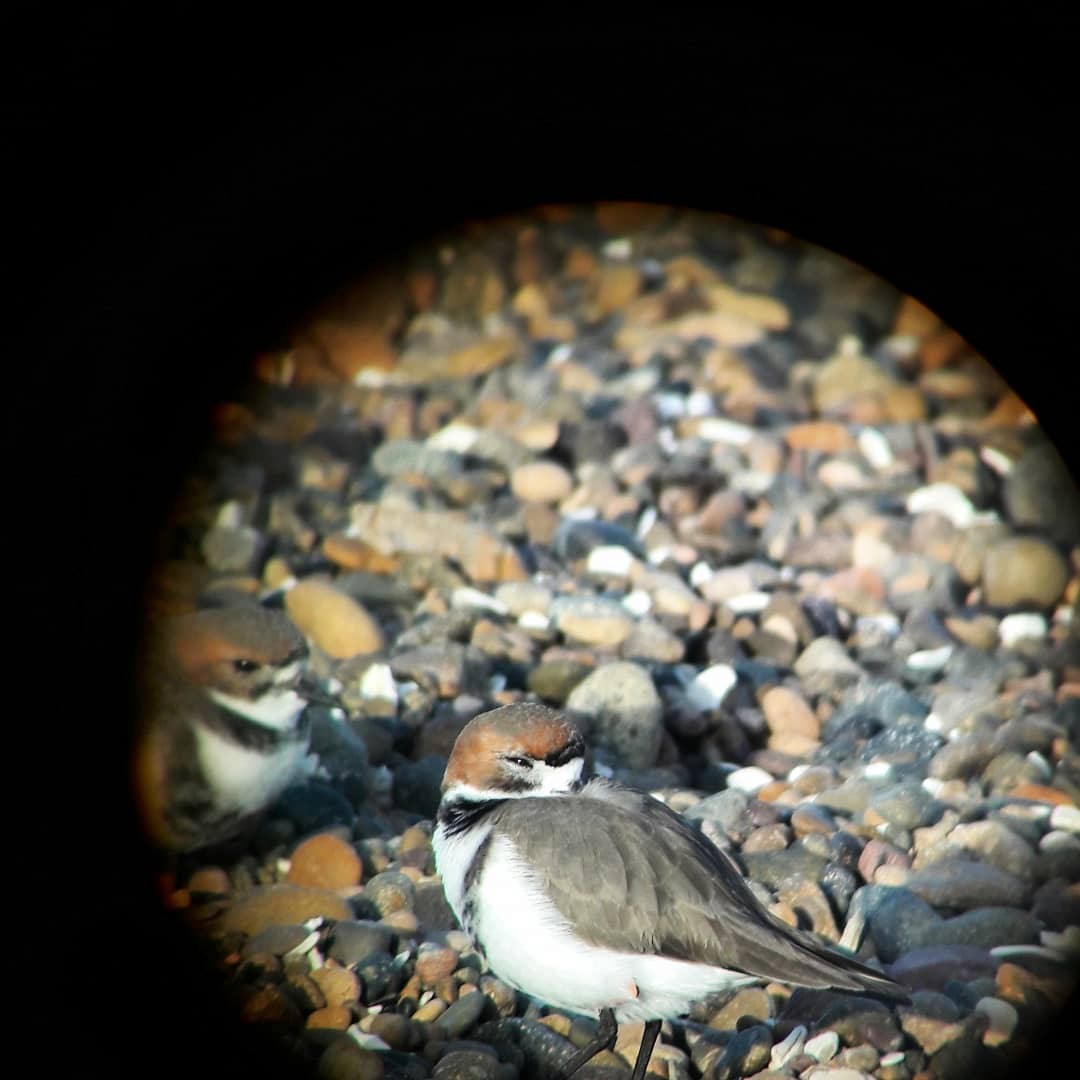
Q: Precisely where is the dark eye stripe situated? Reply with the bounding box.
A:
[545,733,584,767]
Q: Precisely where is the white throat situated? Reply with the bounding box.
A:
[208,686,306,731]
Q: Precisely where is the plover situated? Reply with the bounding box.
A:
[433,702,907,1080]
[133,605,315,852]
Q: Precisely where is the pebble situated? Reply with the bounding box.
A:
[981,536,1069,609]
[564,661,663,768]
[436,990,488,1039]
[285,578,386,658]
[586,544,637,577]
[725,766,775,795]
[349,502,526,584]
[973,996,1019,1046]
[222,885,353,937]
[288,832,364,890]
[365,870,415,917]
[510,461,573,504]
[318,1039,384,1080]
[903,858,1031,910]
[312,966,361,1007]
[327,921,396,967]
[885,944,998,990]
[998,612,1048,647]
[905,482,979,527]
[550,595,635,647]
[684,663,738,711]
[1049,803,1080,832]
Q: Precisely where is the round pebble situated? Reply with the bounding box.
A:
[288,831,363,890]
[981,537,1069,609]
[510,461,574,504]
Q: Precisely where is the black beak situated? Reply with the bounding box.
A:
[296,674,342,710]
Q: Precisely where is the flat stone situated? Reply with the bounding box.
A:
[551,595,636,647]
[222,884,353,937]
[511,461,574,504]
[903,857,1031,910]
[886,944,997,990]
[285,578,385,658]
[326,921,395,967]
[349,502,526,584]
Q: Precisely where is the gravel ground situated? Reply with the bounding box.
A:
[142,203,1080,1080]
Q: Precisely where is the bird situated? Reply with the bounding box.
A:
[432,701,908,1080]
[133,604,317,853]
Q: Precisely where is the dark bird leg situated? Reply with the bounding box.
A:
[630,1020,661,1080]
[558,1007,618,1079]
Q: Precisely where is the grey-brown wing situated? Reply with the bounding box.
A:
[494,788,904,997]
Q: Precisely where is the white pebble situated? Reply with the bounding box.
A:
[922,776,946,796]
[1050,804,1080,833]
[636,505,658,538]
[803,1030,840,1063]
[689,561,714,588]
[621,589,653,616]
[1041,927,1080,957]
[518,610,551,631]
[547,343,574,365]
[587,545,636,576]
[347,1027,392,1051]
[685,664,738,711]
[686,390,716,417]
[694,417,756,446]
[858,427,894,470]
[451,586,508,614]
[602,237,632,260]
[360,662,398,705]
[990,944,1068,964]
[999,612,1048,647]
[723,590,772,614]
[654,392,688,420]
[353,368,390,387]
[730,470,775,496]
[215,500,245,528]
[923,712,945,733]
[285,929,321,958]
[488,673,507,693]
[905,482,977,527]
[879,1051,906,1067]
[864,761,894,780]
[726,765,774,794]
[426,421,480,453]
[770,1025,806,1069]
[979,445,1015,476]
[906,644,954,672]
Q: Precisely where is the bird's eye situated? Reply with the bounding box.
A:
[504,755,533,769]
[232,658,259,673]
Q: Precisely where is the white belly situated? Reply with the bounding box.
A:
[436,828,756,1022]
[194,724,309,813]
